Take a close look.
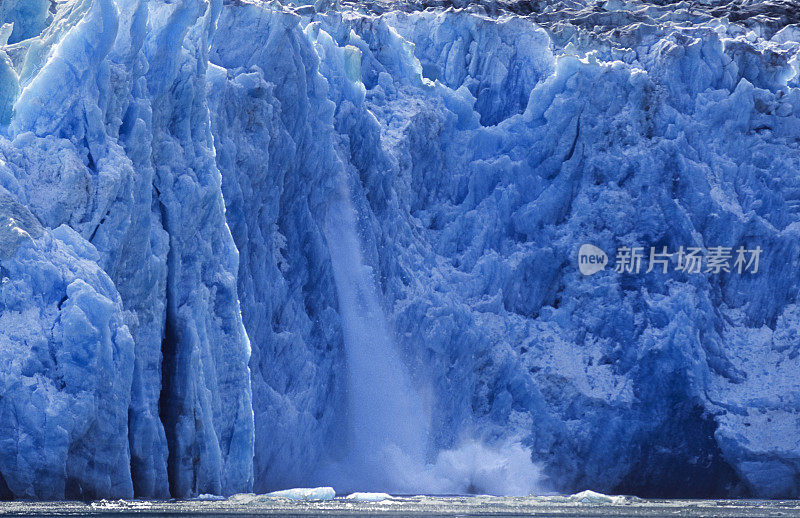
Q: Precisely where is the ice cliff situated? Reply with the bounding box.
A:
[0,0,799,501]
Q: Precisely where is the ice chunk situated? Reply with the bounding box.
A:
[568,490,629,504]
[344,492,394,501]
[227,487,336,503]
[0,0,48,44]
[0,0,253,500]
[266,487,337,500]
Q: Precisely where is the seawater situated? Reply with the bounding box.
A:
[2,497,800,517]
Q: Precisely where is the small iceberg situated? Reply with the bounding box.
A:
[193,494,226,501]
[344,492,394,501]
[568,490,628,504]
[229,487,336,503]
[266,487,337,501]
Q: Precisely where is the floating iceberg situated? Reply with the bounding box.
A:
[567,490,629,505]
[266,487,336,500]
[232,487,337,501]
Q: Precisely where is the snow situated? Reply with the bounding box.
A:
[0,0,799,502]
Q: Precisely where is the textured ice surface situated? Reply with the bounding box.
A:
[0,192,134,499]
[0,0,252,500]
[215,0,800,498]
[0,0,799,501]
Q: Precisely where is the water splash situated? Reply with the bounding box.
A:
[322,181,545,496]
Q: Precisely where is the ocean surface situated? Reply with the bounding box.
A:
[2,496,800,517]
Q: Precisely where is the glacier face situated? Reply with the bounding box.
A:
[0,0,799,501]
[0,0,253,499]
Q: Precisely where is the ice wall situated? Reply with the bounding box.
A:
[0,0,252,499]
[207,4,349,491]
[0,191,134,499]
[206,0,800,498]
[0,0,799,501]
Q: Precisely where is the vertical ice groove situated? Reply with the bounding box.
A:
[147,0,253,499]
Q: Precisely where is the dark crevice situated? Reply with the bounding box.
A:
[157,288,178,498]
[0,470,12,500]
[88,210,110,243]
[65,442,98,502]
[156,189,178,498]
[64,476,90,502]
[86,151,96,172]
[613,404,748,498]
[564,114,581,162]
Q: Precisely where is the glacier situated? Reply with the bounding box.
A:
[0,0,799,501]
